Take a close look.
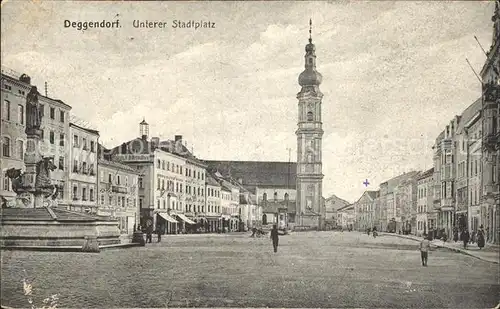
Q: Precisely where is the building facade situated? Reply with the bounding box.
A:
[1,70,71,207]
[416,168,434,236]
[479,0,500,244]
[68,123,98,213]
[98,158,140,234]
[295,23,325,229]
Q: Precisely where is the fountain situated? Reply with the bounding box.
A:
[1,86,123,252]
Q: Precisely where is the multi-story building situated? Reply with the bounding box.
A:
[97,157,140,234]
[205,173,222,232]
[1,69,71,207]
[416,168,434,236]
[68,123,98,213]
[324,194,350,225]
[432,121,457,238]
[354,190,378,231]
[479,0,499,244]
[110,120,203,234]
[205,161,299,228]
[337,204,354,230]
[396,175,419,234]
[237,185,261,231]
[183,147,207,227]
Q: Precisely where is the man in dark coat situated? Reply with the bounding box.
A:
[146,224,153,243]
[270,225,279,253]
[461,229,470,249]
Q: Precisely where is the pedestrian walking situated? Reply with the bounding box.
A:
[461,229,470,249]
[453,227,459,242]
[157,227,162,242]
[477,225,485,250]
[419,235,431,266]
[146,224,153,244]
[270,224,279,253]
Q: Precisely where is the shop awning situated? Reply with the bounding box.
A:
[177,213,196,225]
[158,212,178,223]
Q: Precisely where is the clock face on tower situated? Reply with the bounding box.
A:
[307,102,314,109]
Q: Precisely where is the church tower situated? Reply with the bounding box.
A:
[296,20,325,229]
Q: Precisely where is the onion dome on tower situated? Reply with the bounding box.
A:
[298,19,323,87]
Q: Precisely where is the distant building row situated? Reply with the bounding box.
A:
[339,3,499,243]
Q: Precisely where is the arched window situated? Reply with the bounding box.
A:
[307,111,313,121]
[284,193,289,201]
[263,193,267,201]
[274,192,278,201]
[2,136,11,157]
[157,159,161,168]
[262,214,267,225]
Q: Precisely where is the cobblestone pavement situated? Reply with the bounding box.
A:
[1,231,499,308]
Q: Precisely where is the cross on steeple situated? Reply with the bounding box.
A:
[309,18,312,43]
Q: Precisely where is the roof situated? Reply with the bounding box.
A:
[417,168,434,180]
[457,98,482,133]
[109,137,205,165]
[366,190,380,199]
[337,204,354,212]
[204,160,296,190]
[205,173,220,187]
[385,171,420,193]
[70,122,99,136]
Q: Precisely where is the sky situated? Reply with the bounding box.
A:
[1,0,495,203]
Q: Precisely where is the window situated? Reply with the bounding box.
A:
[139,177,143,188]
[157,159,161,168]
[307,111,313,121]
[263,193,267,201]
[100,195,105,205]
[90,141,95,153]
[157,178,161,190]
[49,131,55,144]
[109,196,113,206]
[108,173,112,183]
[59,133,65,146]
[60,111,65,123]
[50,107,55,119]
[73,135,79,147]
[162,161,165,170]
[157,200,160,209]
[3,100,10,120]
[18,105,24,124]
[73,186,78,200]
[3,84,12,90]
[2,137,11,157]
[89,188,94,201]
[59,156,64,170]
[117,175,121,185]
[39,104,44,117]
[73,160,78,172]
[285,193,289,200]
[139,198,143,208]
[274,192,278,201]
[161,179,165,190]
[3,177,10,191]
[17,140,24,159]
[125,176,128,186]
[82,188,87,200]
[82,138,87,150]
[82,162,87,174]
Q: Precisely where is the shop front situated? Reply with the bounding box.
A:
[156,211,179,234]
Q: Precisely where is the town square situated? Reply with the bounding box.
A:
[1,1,499,308]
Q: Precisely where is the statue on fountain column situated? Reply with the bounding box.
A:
[35,157,58,199]
[25,86,43,135]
